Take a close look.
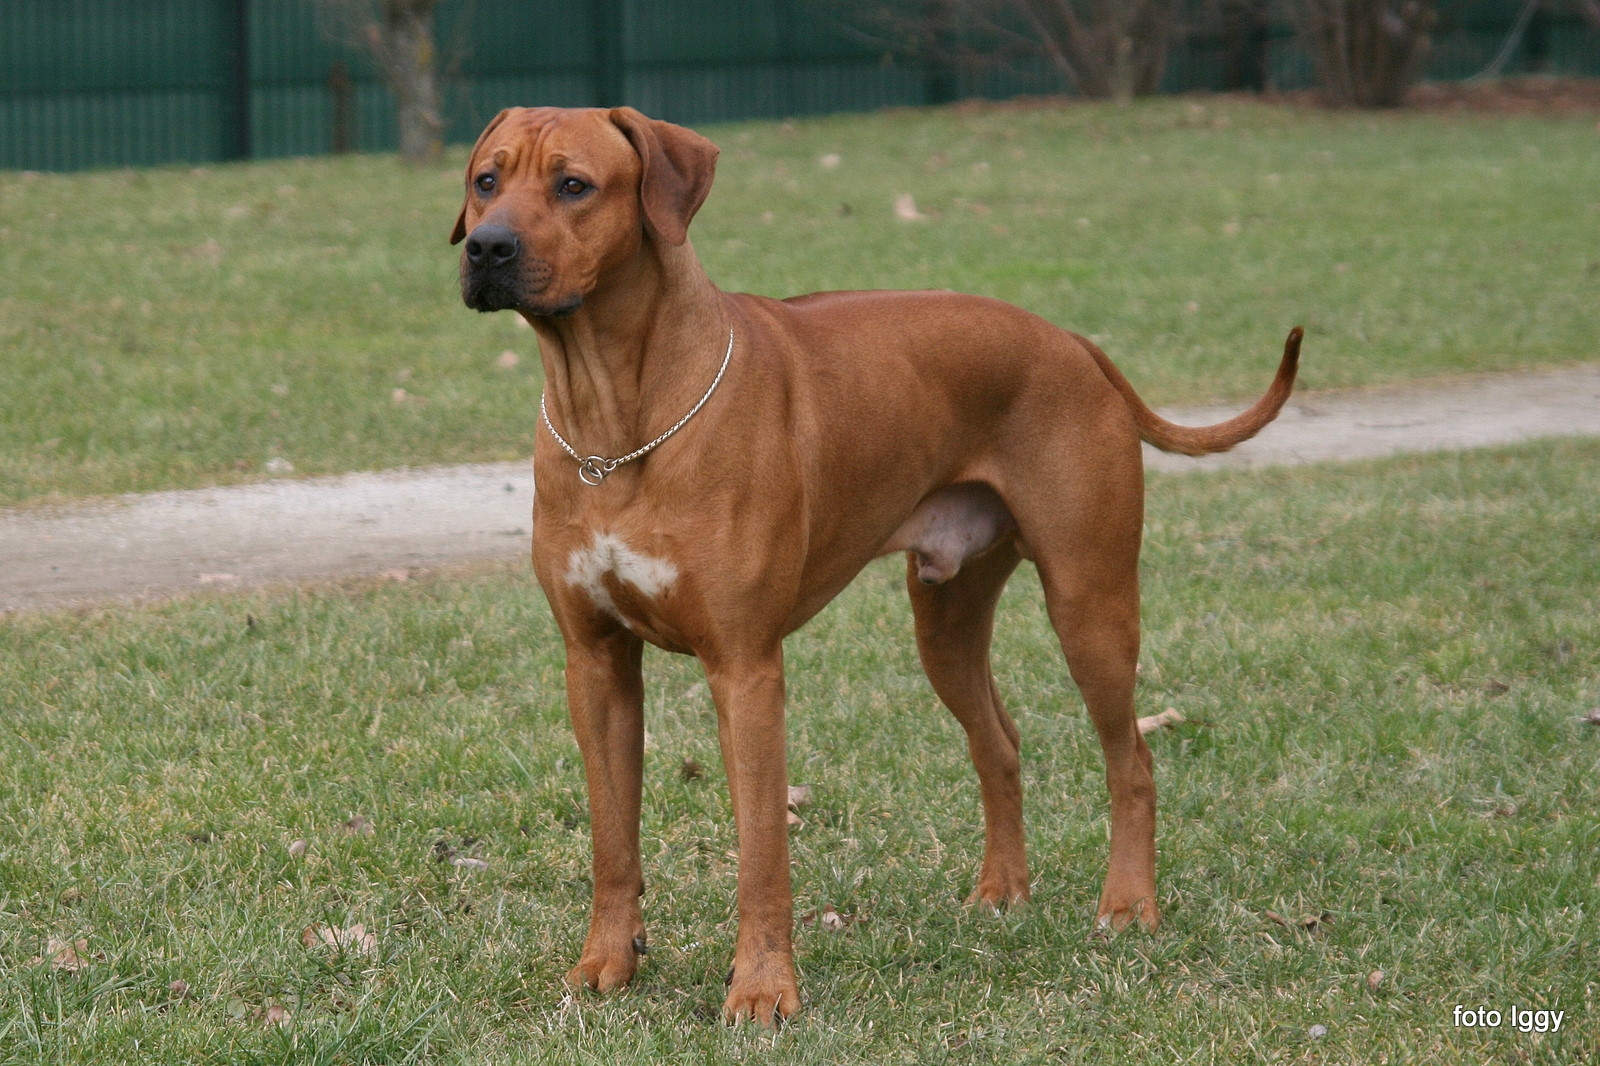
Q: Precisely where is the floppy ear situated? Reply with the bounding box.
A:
[609,107,719,246]
[451,108,515,245]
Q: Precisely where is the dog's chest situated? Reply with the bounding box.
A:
[561,531,690,648]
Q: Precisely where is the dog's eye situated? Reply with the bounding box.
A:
[474,173,496,194]
[558,177,590,198]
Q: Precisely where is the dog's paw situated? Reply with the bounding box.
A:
[721,961,801,1027]
[1094,894,1160,935]
[565,930,647,993]
[968,861,1031,911]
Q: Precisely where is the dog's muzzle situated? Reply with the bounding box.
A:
[460,222,567,314]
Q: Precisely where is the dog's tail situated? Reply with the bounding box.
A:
[1088,327,1303,457]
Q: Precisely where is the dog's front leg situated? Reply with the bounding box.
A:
[706,651,802,1026]
[563,628,649,994]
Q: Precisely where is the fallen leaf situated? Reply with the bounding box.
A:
[287,839,308,858]
[1483,678,1510,695]
[43,937,90,973]
[799,906,857,930]
[341,815,374,836]
[170,979,191,999]
[496,350,520,369]
[1580,708,1600,726]
[1367,969,1385,992]
[679,757,704,781]
[392,388,410,404]
[818,153,841,169]
[1266,909,1332,933]
[787,809,804,827]
[300,922,376,955]
[451,856,490,871]
[894,194,927,221]
[264,456,294,475]
[192,238,224,265]
[1137,708,1185,735]
[262,1002,293,1028]
[787,785,812,809]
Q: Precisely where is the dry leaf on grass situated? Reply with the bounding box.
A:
[679,757,704,781]
[1367,969,1386,992]
[300,922,376,955]
[787,784,812,827]
[1137,708,1185,735]
[38,937,91,972]
[261,1003,293,1028]
[800,905,854,931]
[1264,909,1332,933]
[894,194,928,221]
[496,350,520,369]
[341,815,374,836]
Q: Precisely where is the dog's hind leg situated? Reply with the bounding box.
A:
[1034,527,1160,934]
[907,538,1031,908]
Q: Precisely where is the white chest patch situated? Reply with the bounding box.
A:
[564,533,679,617]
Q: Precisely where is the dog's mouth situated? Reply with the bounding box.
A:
[461,256,583,318]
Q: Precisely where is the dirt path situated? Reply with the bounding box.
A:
[4,362,1599,613]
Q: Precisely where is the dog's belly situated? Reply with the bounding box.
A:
[881,482,1017,585]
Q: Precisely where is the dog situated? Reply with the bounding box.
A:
[451,105,1300,1025]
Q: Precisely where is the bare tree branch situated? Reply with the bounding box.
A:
[852,0,1183,102]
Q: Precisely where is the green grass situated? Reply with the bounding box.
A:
[2,438,1597,1063]
[3,98,1598,506]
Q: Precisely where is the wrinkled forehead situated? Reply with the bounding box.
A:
[471,107,638,179]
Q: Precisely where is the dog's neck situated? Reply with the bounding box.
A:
[528,238,726,462]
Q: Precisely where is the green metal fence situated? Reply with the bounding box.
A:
[2,0,1596,171]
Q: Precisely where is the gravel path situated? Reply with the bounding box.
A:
[4,362,1598,613]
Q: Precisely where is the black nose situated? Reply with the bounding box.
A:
[464,223,519,269]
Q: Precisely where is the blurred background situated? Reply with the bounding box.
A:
[3,0,1598,171]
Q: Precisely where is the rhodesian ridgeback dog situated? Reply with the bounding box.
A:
[451,106,1301,1025]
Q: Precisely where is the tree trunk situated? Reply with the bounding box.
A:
[1296,0,1437,108]
[1021,0,1179,102]
[314,0,443,164]
[382,0,443,164]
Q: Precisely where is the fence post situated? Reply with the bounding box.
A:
[222,0,252,160]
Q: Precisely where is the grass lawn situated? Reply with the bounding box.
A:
[2,438,1596,1063]
[2,98,1597,506]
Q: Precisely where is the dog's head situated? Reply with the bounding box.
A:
[451,107,719,318]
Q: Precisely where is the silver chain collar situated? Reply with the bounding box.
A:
[540,327,734,486]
